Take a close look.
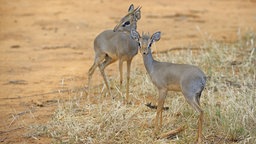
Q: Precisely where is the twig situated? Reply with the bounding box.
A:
[157,126,185,139]
[156,47,206,54]
[0,87,88,100]
[145,103,169,110]
[0,137,7,142]
[0,126,24,135]
[14,109,35,117]
[42,44,77,50]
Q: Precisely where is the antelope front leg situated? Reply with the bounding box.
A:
[126,60,132,104]
[155,105,161,133]
[119,61,123,86]
[154,89,167,134]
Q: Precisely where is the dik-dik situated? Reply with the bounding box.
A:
[88,5,141,103]
[131,29,206,143]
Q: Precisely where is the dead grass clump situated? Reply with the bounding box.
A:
[27,31,255,143]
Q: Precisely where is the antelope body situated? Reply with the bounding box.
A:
[88,5,141,103]
[131,29,206,143]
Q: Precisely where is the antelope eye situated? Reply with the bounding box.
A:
[138,42,141,47]
[148,43,152,48]
[122,21,130,27]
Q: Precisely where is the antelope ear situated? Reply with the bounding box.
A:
[130,28,140,40]
[128,4,134,12]
[134,6,141,20]
[151,31,161,42]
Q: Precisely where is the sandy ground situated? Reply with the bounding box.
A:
[0,0,255,143]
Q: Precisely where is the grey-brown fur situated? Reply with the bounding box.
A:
[131,29,206,143]
[88,5,141,103]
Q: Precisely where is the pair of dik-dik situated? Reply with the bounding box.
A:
[88,4,206,143]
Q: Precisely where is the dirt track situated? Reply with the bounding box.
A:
[0,0,255,143]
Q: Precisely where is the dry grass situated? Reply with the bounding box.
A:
[27,32,255,143]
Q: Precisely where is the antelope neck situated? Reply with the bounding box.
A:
[142,50,155,74]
